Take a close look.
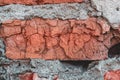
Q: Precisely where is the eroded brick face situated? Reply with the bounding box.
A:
[0,0,83,5]
[104,69,120,80]
[0,18,111,60]
[19,73,33,80]
[19,73,49,80]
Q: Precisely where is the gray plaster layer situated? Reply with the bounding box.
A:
[0,38,5,57]
[91,0,120,27]
[0,3,88,22]
[0,57,120,80]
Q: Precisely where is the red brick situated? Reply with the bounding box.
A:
[0,0,83,5]
[0,18,110,60]
[5,34,25,59]
[19,73,33,80]
[104,69,120,80]
[2,25,21,37]
[19,73,47,80]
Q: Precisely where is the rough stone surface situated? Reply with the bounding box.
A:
[81,57,120,80]
[0,38,5,57]
[104,69,120,80]
[0,3,88,22]
[0,0,83,5]
[0,18,111,60]
[91,0,120,28]
[0,56,120,80]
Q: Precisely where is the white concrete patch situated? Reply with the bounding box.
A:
[92,0,120,27]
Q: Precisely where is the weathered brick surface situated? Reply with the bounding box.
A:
[0,18,110,60]
[104,69,120,80]
[19,73,52,80]
[19,73,34,80]
[0,0,83,5]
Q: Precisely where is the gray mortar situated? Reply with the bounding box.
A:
[0,38,5,57]
[0,3,88,22]
[0,2,119,28]
[0,57,120,80]
[91,0,120,28]
[81,57,120,80]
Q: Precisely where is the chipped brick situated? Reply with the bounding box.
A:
[104,69,120,80]
[0,0,83,5]
[0,18,110,60]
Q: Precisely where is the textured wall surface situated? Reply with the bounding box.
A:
[1,18,110,60]
[0,0,83,5]
[0,3,89,21]
[104,69,120,80]
[91,0,120,27]
[0,0,120,80]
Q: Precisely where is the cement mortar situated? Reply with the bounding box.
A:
[0,1,119,28]
[0,38,5,57]
[0,3,88,22]
[0,57,120,80]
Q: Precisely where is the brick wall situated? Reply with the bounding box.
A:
[0,0,120,80]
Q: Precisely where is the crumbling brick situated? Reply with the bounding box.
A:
[19,73,48,80]
[0,0,83,5]
[0,18,111,60]
[104,69,120,80]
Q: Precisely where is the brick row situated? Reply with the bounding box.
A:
[0,0,83,5]
[0,18,110,60]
